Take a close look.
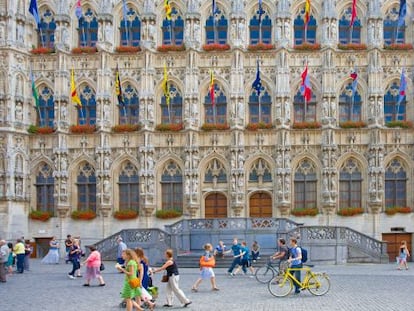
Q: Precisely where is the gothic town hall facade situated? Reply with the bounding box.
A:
[0,0,413,247]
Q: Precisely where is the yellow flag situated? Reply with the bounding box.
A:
[71,68,81,106]
[163,63,170,106]
[165,0,172,20]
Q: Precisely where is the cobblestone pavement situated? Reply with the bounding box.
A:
[2,260,413,311]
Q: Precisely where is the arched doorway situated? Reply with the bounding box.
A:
[205,193,227,218]
[249,192,272,217]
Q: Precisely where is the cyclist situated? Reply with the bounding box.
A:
[271,238,289,273]
[287,238,302,295]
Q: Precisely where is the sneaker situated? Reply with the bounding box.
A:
[68,274,75,279]
[184,301,192,307]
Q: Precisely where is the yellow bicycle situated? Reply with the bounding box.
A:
[268,265,330,297]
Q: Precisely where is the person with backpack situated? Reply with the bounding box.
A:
[287,238,302,295]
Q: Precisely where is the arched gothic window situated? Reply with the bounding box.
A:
[38,9,56,48]
[35,163,55,214]
[119,161,139,212]
[78,8,98,47]
[205,5,228,44]
[119,83,139,124]
[383,6,405,45]
[338,82,362,122]
[161,83,183,124]
[78,85,96,125]
[161,161,183,212]
[339,8,361,44]
[249,158,272,183]
[385,159,407,208]
[38,86,55,127]
[384,81,406,122]
[248,89,272,124]
[162,7,184,46]
[204,159,227,183]
[120,6,141,46]
[77,163,96,212]
[339,158,362,208]
[294,9,317,45]
[249,4,272,45]
[293,90,317,122]
[294,159,317,209]
[204,84,227,124]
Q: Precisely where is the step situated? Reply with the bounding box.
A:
[176,254,272,268]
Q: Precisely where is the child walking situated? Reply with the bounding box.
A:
[191,243,219,292]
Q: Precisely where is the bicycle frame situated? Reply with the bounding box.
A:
[282,266,313,289]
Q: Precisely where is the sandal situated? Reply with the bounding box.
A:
[212,287,220,291]
[191,287,198,292]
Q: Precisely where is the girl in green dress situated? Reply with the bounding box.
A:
[116,249,143,311]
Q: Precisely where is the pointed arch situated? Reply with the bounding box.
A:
[76,161,97,212]
[339,157,363,209]
[34,162,55,214]
[77,84,97,125]
[248,157,273,183]
[338,81,362,122]
[160,159,183,212]
[118,160,140,212]
[160,80,183,125]
[161,4,184,46]
[204,158,228,183]
[203,80,228,125]
[385,157,407,208]
[294,158,318,209]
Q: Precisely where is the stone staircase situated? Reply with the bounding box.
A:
[175,253,272,268]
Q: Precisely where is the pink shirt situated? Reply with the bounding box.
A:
[85,250,101,268]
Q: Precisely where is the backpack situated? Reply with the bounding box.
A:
[300,247,308,263]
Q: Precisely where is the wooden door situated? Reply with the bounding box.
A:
[382,233,412,262]
[249,192,272,217]
[205,193,227,218]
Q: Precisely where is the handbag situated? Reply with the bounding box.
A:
[129,277,141,288]
[99,263,105,271]
[161,274,169,283]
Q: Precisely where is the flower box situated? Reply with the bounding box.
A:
[115,46,141,53]
[385,207,411,215]
[112,124,141,133]
[27,125,55,134]
[292,121,321,129]
[247,43,275,51]
[155,209,182,219]
[155,123,184,131]
[156,44,186,52]
[293,42,321,51]
[69,124,97,134]
[71,210,97,220]
[384,43,413,51]
[337,207,364,216]
[290,207,318,216]
[201,123,230,131]
[337,43,367,50]
[202,43,231,51]
[246,122,273,131]
[30,47,55,54]
[29,210,52,221]
[385,121,413,129]
[339,121,367,129]
[71,46,98,54]
[113,209,139,220]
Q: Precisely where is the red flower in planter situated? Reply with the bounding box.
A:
[113,209,139,220]
[337,43,367,50]
[202,43,231,51]
[156,44,186,52]
[30,47,55,54]
[112,124,141,133]
[115,46,141,53]
[69,124,97,134]
[155,123,184,131]
[72,46,98,54]
[29,210,52,221]
[71,210,97,220]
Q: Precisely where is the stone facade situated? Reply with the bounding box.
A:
[0,1,413,243]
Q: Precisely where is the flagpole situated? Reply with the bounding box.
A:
[258,92,261,123]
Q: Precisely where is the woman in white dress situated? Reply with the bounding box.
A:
[41,236,60,264]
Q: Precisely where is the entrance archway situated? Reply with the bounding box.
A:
[249,192,272,217]
[205,193,227,218]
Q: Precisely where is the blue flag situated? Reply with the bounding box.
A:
[252,60,262,96]
[398,69,407,105]
[258,0,265,25]
[29,0,40,27]
[122,0,128,21]
[398,0,407,27]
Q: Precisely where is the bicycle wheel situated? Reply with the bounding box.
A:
[268,275,292,297]
[307,273,331,296]
[255,265,276,284]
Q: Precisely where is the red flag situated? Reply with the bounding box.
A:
[350,0,357,27]
[300,65,312,102]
